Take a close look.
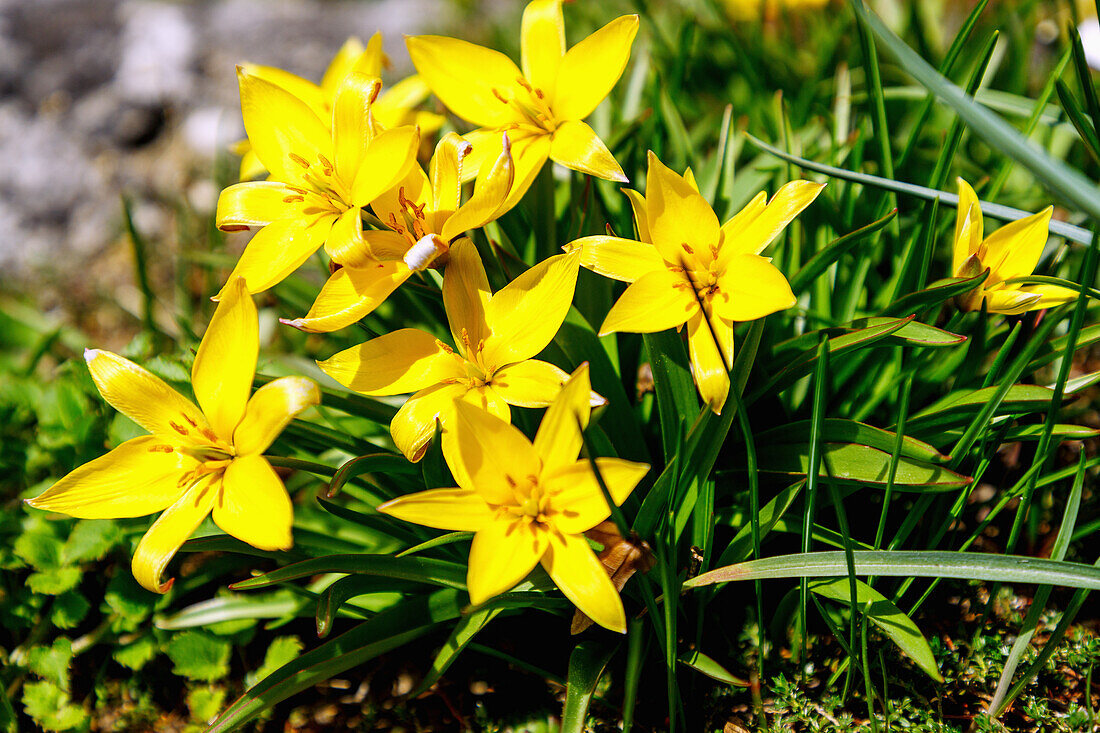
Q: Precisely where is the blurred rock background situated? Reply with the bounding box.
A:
[0,0,474,346]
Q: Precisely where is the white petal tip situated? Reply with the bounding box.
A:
[83,348,100,363]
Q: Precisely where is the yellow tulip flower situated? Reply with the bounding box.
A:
[567,151,823,414]
[26,279,320,594]
[952,178,1077,314]
[282,131,515,333]
[318,239,591,462]
[215,69,419,298]
[378,365,649,633]
[235,34,445,181]
[407,0,638,207]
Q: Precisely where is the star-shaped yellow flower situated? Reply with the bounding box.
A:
[566,151,823,414]
[407,0,638,207]
[318,239,591,461]
[234,33,444,181]
[952,178,1077,314]
[215,69,419,298]
[378,365,649,632]
[282,131,515,333]
[26,279,320,593]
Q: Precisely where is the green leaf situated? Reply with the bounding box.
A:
[677,649,748,687]
[208,589,464,732]
[413,607,501,696]
[808,578,942,681]
[156,592,304,631]
[229,554,467,592]
[326,453,418,498]
[104,571,155,630]
[685,550,1100,592]
[13,528,61,570]
[878,272,989,318]
[907,384,1066,436]
[756,442,970,489]
[50,591,90,630]
[112,634,157,671]
[849,0,1100,223]
[61,519,122,564]
[644,329,698,462]
[756,419,947,463]
[22,681,86,732]
[27,637,73,690]
[561,640,619,733]
[315,575,410,638]
[789,210,898,295]
[188,686,228,726]
[27,566,82,595]
[166,631,232,682]
[246,636,304,689]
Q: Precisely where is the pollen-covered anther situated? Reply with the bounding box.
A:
[681,243,694,254]
[147,444,175,454]
[403,233,448,271]
[491,87,509,104]
[169,421,189,436]
[288,153,311,168]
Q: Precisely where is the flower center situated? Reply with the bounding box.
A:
[491,76,557,133]
[286,152,353,216]
[503,473,551,524]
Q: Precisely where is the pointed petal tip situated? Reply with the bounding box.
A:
[278,317,308,332]
[83,348,100,363]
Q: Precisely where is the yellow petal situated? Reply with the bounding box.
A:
[374,75,434,127]
[238,68,331,186]
[687,310,733,414]
[237,146,267,182]
[317,328,465,396]
[441,133,516,241]
[468,518,548,604]
[551,14,639,121]
[323,207,372,268]
[332,73,382,186]
[521,0,565,93]
[213,455,293,551]
[541,530,626,633]
[491,358,569,408]
[481,251,580,367]
[83,349,211,444]
[132,477,219,593]
[216,182,300,230]
[351,125,420,207]
[429,133,469,222]
[645,152,719,268]
[498,132,553,211]
[532,363,592,474]
[982,288,1044,315]
[716,191,767,258]
[953,178,985,276]
[544,458,649,534]
[549,120,626,182]
[26,436,192,519]
[1018,283,1079,309]
[321,36,378,100]
[192,277,257,442]
[598,268,699,335]
[406,35,525,128]
[218,213,336,295]
[240,62,326,118]
[378,488,494,532]
[981,206,1053,282]
[449,400,541,505]
[284,260,410,333]
[711,254,796,322]
[363,230,414,261]
[719,181,823,261]
[622,186,651,242]
[233,377,321,456]
[442,238,493,351]
[390,383,468,462]
[564,235,665,283]
[456,128,501,183]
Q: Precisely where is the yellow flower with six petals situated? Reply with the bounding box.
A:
[26,279,320,594]
[377,365,649,632]
[567,152,823,414]
[951,178,1077,314]
[407,0,638,207]
[234,33,444,181]
[215,69,419,300]
[318,239,589,461]
[283,131,515,333]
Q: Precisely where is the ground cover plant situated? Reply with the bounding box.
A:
[3,0,1100,730]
